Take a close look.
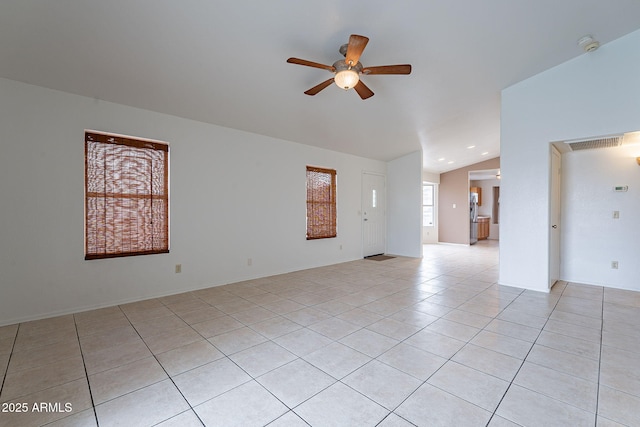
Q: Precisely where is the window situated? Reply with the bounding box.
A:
[422,182,434,226]
[306,166,336,239]
[85,131,169,259]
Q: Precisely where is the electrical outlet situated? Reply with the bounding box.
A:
[175,264,182,273]
[613,211,620,219]
[247,258,252,266]
[611,261,619,269]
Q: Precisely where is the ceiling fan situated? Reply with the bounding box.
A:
[287,34,412,100]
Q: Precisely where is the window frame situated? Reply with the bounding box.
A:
[84,131,169,260]
[306,166,337,240]
[422,182,435,227]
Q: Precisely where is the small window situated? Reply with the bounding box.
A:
[306,166,337,239]
[422,182,434,226]
[85,131,169,259]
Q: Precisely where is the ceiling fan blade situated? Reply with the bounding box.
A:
[362,64,412,75]
[304,78,335,96]
[353,80,374,100]
[287,58,335,72]
[345,34,369,66]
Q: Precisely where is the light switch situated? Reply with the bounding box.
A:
[453,204,457,209]
[613,211,620,219]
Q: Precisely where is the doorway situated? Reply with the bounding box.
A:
[549,145,562,288]
[362,172,386,257]
[468,169,501,244]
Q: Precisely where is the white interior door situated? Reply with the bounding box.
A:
[549,145,562,288]
[362,172,386,257]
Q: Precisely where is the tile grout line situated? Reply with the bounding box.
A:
[72,313,100,427]
[350,279,526,425]
[482,283,564,427]
[173,297,305,426]
[169,274,474,426]
[156,289,348,424]
[0,323,20,401]
[129,292,289,425]
[361,273,516,422]
[594,286,605,425]
[122,302,209,427]
[487,283,610,426]
[159,288,352,425]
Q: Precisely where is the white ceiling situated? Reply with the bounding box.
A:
[2,1,639,173]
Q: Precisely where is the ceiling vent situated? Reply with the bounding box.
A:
[567,136,623,151]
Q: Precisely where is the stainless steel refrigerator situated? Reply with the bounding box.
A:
[470,192,478,245]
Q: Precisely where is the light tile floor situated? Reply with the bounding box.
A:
[1,241,640,426]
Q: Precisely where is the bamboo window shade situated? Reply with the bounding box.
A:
[306,166,337,240]
[85,131,169,259]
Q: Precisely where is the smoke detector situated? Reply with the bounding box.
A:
[578,35,600,53]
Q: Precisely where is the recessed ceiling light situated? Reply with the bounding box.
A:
[481,151,489,155]
[467,145,476,149]
[438,158,445,161]
[447,161,454,164]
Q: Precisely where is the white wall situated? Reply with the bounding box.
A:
[0,77,388,325]
[562,145,640,290]
[500,29,640,292]
[388,151,423,257]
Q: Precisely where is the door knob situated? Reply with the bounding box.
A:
[364,218,368,221]
[552,225,557,229]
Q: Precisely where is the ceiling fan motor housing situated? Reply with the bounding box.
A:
[339,43,349,57]
[333,60,363,73]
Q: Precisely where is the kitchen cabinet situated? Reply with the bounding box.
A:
[478,216,490,240]
[470,186,482,206]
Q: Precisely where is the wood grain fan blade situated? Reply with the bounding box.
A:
[304,78,335,96]
[353,80,374,100]
[287,58,335,72]
[345,34,369,66]
[362,64,412,75]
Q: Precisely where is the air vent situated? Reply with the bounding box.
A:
[567,136,623,151]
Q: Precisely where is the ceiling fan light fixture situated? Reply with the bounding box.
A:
[334,69,359,90]
[287,34,410,99]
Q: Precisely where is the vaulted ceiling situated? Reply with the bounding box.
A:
[2,1,639,173]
